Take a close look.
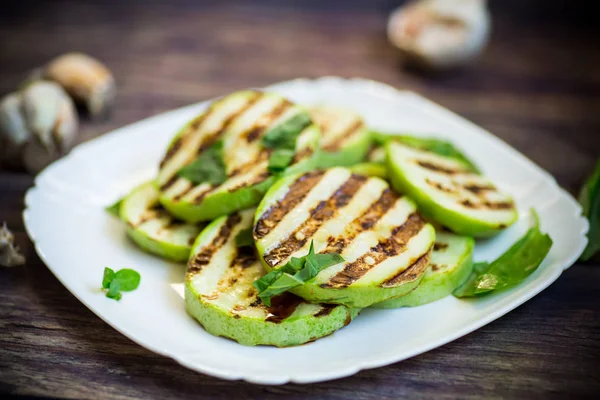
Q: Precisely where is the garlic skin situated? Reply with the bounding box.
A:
[387,0,491,70]
[0,81,78,173]
[0,93,30,167]
[45,53,115,117]
[0,222,25,267]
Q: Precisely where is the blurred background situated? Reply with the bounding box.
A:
[1,0,598,192]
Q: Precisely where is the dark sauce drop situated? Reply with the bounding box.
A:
[265,293,305,323]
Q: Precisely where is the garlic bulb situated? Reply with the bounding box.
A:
[387,0,491,70]
[0,223,25,267]
[0,81,78,173]
[45,53,115,117]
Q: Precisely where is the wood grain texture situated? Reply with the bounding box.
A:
[1,0,599,398]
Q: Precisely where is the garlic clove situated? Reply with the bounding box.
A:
[0,92,30,167]
[45,52,115,117]
[0,222,25,267]
[20,81,79,174]
[388,0,491,70]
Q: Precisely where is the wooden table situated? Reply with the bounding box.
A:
[2,1,599,398]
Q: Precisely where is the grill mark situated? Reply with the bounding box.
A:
[233,246,258,269]
[416,160,466,175]
[228,151,270,178]
[160,176,179,192]
[187,213,242,274]
[323,213,426,288]
[323,120,364,151]
[314,304,337,318]
[173,183,197,202]
[320,189,398,256]
[463,184,495,194]
[293,147,313,163]
[242,99,292,142]
[159,137,183,168]
[196,92,263,155]
[254,170,326,240]
[425,178,457,194]
[225,171,271,194]
[460,199,514,210]
[191,186,215,204]
[263,175,368,267]
[381,249,431,288]
[265,292,305,323]
[433,242,448,251]
[431,263,442,272]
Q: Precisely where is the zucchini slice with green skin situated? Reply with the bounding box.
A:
[309,106,372,168]
[386,141,518,237]
[120,182,204,262]
[349,162,388,179]
[372,232,474,308]
[185,208,357,347]
[157,90,320,223]
[254,167,436,308]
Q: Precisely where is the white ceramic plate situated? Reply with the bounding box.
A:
[23,77,588,384]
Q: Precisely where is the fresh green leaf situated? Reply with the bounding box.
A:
[235,228,254,248]
[114,269,141,292]
[105,198,123,217]
[177,140,227,185]
[453,210,553,298]
[261,112,312,151]
[371,131,480,173]
[579,158,600,261]
[253,240,345,306]
[106,279,121,300]
[268,148,295,173]
[102,267,115,289]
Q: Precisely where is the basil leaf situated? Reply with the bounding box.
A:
[371,131,480,173]
[261,112,312,150]
[177,140,227,185]
[114,269,141,292]
[235,228,254,248]
[253,240,345,306]
[105,198,123,217]
[102,267,115,289]
[579,158,600,261]
[268,148,295,173]
[453,210,553,298]
[106,279,121,300]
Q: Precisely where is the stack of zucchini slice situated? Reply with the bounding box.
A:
[109,89,522,346]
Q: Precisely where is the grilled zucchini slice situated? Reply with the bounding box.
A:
[309,106,372,168]
[372,232,474,308]
[185,208,357,347]
[254,167,436,308]
[120,182,204,262]
[386,141,517,237]
[157,90,320,223]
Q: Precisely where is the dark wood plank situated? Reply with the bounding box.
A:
[1,0,599,398]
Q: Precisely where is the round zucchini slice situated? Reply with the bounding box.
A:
[120,182,204,262]
[157,90,320,223]
[372,232,474,308]
[254,167,436,308]
[309,106,372,168]
[185,208,357,347]
[386,141,518,237]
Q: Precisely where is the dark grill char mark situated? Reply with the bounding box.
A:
[320,189,398,256]
[263,175,368,267]
[322,213,426,288]
[159,137,183,168]
[460,199,514,210]
[242,99,293,143]
[231,246,258,269]
[159,175,179,192]
[416,160,467,175]
[323,120,364,151]
[314,304,337,318]
[187,213,242,275]
[265,292,305,323]
[433,242,448,251]
[159,110,210,168]
[381,249,431,288]
[254,170,326,240]
[425,178,457,194]
[463,184,495,194]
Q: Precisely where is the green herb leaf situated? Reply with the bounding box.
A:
[235,228,254,248]
[177,140,227,185]
[261,112,312,150]
[579,158,600,261]
[253,240,344,306]
[102,267,115,289]
[114,269,141,292]
[371,131,480,173]
[102,267,141,301]
[105,198,123,217]
[453,209,553,298]
[268,148,295,173]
